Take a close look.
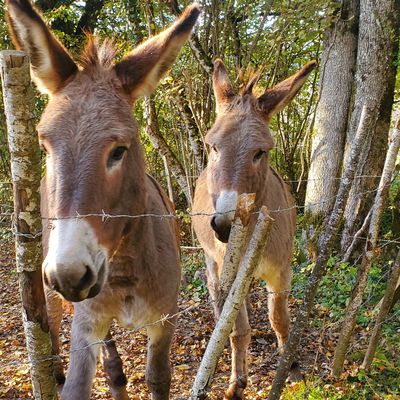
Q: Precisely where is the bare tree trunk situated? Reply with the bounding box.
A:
[304,0,359,240]
[144,98,192,207]
[362,249,400,370]
[217,193,255,312]
[174,93,203,175]
[333,117,400,377]
[0,51,57,399]
[341,0,400,252]
[268,105,371,400]
[161,155,174,203]
[190,207,273,400]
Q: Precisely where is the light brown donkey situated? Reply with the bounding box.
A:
[192,59,316,399]
[6,1,200,399]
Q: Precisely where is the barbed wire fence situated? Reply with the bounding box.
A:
[0,176,400,370]
[0,172,399,384]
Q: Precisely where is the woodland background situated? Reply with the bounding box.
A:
[0,0,399,399]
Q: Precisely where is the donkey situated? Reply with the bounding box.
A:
[192,59,316,399]
[6,1,200,399]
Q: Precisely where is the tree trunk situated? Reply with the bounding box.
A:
[217,193,255,312]
[333,117,400,377]
[304,0,359,244]
[0,51,57,399]
[190,207,273,400]
[362,249,400,371]
[341,0,400,253]
[144,97,192,206]
[268,105,372,400]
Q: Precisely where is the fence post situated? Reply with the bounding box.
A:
[0,50,57,399]
[190,207,273,399]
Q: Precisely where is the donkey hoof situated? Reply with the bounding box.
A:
[224,377,247,400]
[288,362,303,383]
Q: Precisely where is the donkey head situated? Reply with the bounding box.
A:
[206,59,316,242]
[6,0,200,301]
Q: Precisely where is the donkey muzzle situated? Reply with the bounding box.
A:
[211,215,232,243]
[44,259,106,302]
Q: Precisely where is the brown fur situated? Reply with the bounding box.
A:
[6,1,200,399]
[192,59,316,399]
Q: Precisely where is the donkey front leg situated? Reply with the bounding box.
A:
[225,302,251,400]
[146,319,176,400]
[267,286,302,382]
[45,287,65,390]
[61,309,111,400]
[102,331,129,400]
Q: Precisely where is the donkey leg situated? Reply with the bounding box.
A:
[267,286,302,382]
[146,320,176,400]
[61,308,110,400]
[45,287,65,390]
[102,331,129,400]
[225,302,251,400]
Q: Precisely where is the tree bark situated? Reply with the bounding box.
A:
[341,0,400,253]
[304,0,359,234]
[268,105,372,400]
[362,249,400,371]
[217,193,255,312]
[190,207,273,400]
[144,97,192,206]
[0,51,57,399]
[333,117,400,377]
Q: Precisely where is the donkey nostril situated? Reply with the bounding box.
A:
[210,216,218,231]
[75,265,94,291]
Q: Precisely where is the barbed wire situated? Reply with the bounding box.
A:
[0,178,398,379]
[0,182,385,234]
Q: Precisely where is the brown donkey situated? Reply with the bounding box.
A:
[6,1,200,399]
[192,59,316,399]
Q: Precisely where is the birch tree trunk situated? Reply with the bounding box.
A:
[0,51,57,399]
[190,207,273,400]
[333,118,400,377]
[304,0,359,230]
[268,105,371,400]
[341,0,400,252]
[362,249,400,371]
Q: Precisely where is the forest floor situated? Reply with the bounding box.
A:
[0,237,399,400]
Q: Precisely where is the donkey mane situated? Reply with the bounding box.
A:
[79,36,117,70]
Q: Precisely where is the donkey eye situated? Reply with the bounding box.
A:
[108,146,127,167]
[211,145,218,153]
[253,150,265,162]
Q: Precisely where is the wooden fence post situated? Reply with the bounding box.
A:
[0,50,57,399]
[190,207,273,399]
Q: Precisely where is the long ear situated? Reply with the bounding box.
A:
[213,59,235,113]
[114,3,200,100]
[6,0,78,95]
[257,61,317,121]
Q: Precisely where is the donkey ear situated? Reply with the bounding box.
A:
[257,61,317,121]
[6,0,78,95]
[213,59,235,113]
[114,3,200,101]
